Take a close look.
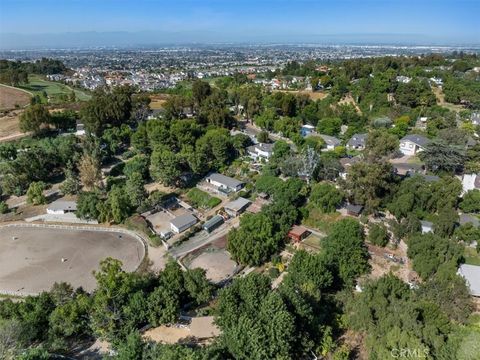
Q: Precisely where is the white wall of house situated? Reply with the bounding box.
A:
[400,140,422,156]
[46,209,66,215]
[462,174,478,195]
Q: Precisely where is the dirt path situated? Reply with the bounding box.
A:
[432,85,464,112]
[338,93,362,114]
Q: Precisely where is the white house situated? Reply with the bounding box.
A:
[247,143,274,161]
[461,173,480,195]
[399,134,430,156]
[75,121,86,136]
[170,214,198,234]
[471,112,480,126]
[205,173,244,193]
[396,75,411,84]
[46,200,77,215]
[421,220,433,234]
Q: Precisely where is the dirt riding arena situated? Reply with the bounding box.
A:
[0,224,145,296]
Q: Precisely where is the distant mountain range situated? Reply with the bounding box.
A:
[1,31,478,50]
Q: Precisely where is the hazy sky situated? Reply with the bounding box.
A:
[0,0,479,46]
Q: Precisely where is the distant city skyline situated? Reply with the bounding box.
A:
[0,0,479,49]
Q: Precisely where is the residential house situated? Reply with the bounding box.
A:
[429,77,443,87]
[421,220,433,234]
[458,264,480,297]
[300,124,316,137]
[224,197,251,217]
[203,215,224,233]
[415,117,428,130]
[471,112,480,126]
[247,143,274,162]
[392,162,424,177]
[147,109,163,120]
[75,120,86,136]
[346,133,368,151]
[459,214,480,228]
[396,75,411,84]
[206,173,245,193]
[46,200,77,215]
[346,204,363,217]
[288,225,310,242]
[339,156,362,179]
[461,174,480,195]
[399,134,430,156]
[318,134,341,151]
[170,214,198,234]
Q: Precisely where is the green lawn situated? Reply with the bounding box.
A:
[19,75,91,104]
[302,205,342,234]
[186,188,221,209]
[464,246,480,266]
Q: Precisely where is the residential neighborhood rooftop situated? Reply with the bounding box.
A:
[401,134,430,147]
[206,173,244,189]
[170,214,197,229]
[458,264,480,297]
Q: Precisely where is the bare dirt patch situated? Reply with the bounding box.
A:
[338,93,362,114]
[0,225,145,295]
[432,85,465,112]
[273,89,329,101]
[0,109,24,141]
[0,85,31,111]
[149,94,170,110]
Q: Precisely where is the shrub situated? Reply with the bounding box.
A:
[368,223,389,247]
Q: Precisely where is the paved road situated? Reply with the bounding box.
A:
[169,218,239,259]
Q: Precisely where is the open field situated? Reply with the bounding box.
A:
[0,109,24,141]
[0,84,32,110]
[149,94,170,109]
[19,75,91,104]
[0,225,145,296]
[273,89,329,101]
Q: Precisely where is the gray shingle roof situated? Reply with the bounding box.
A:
[47,200,77,212]
[225,197,251,212]
[459,214,480,227]
[401,134,430,147]
[347,133,367,147]
[319,134,341,146]
[171,214,197,229]
[206,173,244,189]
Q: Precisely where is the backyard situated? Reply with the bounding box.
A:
[187,188,221,209]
